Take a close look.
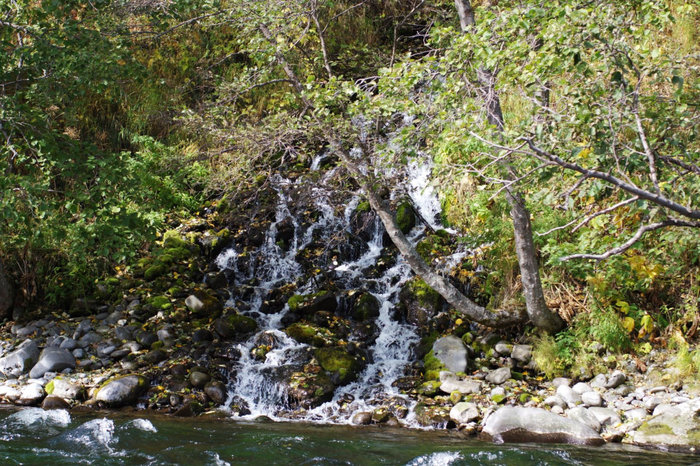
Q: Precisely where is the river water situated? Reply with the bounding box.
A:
[0,407,696,465]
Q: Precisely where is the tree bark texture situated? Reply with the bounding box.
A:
[455,0,564,332]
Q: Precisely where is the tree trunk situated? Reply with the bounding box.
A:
[260,21,526,328]
[0,259,14,319]
[455,0,564,332]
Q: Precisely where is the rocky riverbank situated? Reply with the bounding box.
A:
[1,170,699,453]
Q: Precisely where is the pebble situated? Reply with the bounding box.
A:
[581,391,603,407]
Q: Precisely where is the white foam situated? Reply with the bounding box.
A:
[405,451,463,466]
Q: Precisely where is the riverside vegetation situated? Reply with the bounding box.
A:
[0,0,699,453]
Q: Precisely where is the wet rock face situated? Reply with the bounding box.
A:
[0,339,39,377]
[482,406,604,446]
[0,259,13,318]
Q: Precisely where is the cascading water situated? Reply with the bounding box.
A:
[216,152,457,426]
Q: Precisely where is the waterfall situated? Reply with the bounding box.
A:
[216,149,452,426]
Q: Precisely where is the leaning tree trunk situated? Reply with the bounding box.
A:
[455,0,564,332]
[259,22,526,328]
[0,259,14,319]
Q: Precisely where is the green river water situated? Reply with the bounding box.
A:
[0,407,697,465]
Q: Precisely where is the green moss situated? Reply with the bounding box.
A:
[285,322,334,346]
[144,264,168,280]
[406,278,442,309]
[355,201,370,213]
[419,381,441,396]
[164,247,193,261]
[163,230,187,249]
[423,349,447,381]
[518,392,531,403]
[314,347,361,384]
[151,340,164,350]
[228,314,258,333]
[148,295,171,310]
[491,394,506,404]
[638,422,674,436]
[45,379,55,395]
[352,292,380,321]
[396,201,415,234]
[287,294,304,312]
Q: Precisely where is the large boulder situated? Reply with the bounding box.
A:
[432,336,468,373]
[629,399,700,448]
[314,347,362,385]
[0,340,40,377]
[351,292,381,321]
[398,278,444,331]
[481,406,604,445]
[95,375,149,407]
[439,372,482,395]
[288,291,337,316]
[0,259,13,318]
[29,347,76,379]
[213,313,258,339]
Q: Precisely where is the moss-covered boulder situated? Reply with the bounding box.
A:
[213,313,258,339]
[144,263,168,281]
[314,346,363,385]
[285,322,336,347]
[163,230,188,249]
[288,290,337,316]
[399,278,444,331]
[185,292,223,318]
[95,375,149,407]
[148,295,172,311]
[396,201,416,234]
[351,292,381,321]
[199,228,233,258]
[414,403,452,428]
[423,349,448,381]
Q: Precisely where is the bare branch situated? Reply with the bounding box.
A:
[560,218,700,261]
[525,139,700,220]
[571,196,639,233]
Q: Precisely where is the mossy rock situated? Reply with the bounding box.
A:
[164,247,193,261]
[396,201,415,234]
[213,313,258,339]
[144,263,168,281]
[355,201,371,213]
[287,290,337,315]
[419,380,441,396]
[285,322,336,347]
[314,347,362,385]
[287,370,335,409]
[352,292,381,321]
[491,393,507,404]
[185,292,223,318]
[163,230,188,248]
[423,349,447,381]
[95,375,149,407]
[399,278,444,331]
[148,295,172,311]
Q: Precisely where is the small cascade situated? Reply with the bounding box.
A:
[217,153,455,425]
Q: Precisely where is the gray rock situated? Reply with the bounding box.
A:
[494,341,512,355]
[486,367,511,385]
[450,402,479,424]
[510,344,532,364]
[352,412,372,425]
[439,372,482,395]
[644,396,663,412]
[544,395,567,410]
[95,375,148,407]
[589,374,608,388]
[204,381,227,405]
[59,339,78,351]
[556,384,582,408]
[588,407,621,427]
[185,295,205,313]
[551,405,564,415]
[42,395,71,410]
[29,347,76,379]
[605,370,626,389]
[581,391,603,407]
[0,340,40,377]
[48,377,81,400]
[96,345,116,357]
[72,348,84,359]
[432,336,468,373]
[189,370,211,388]
[652,403,675,417]
[624,408,648,421]
[481,406,603,445]
[114,326,133,341]
[567,407,602,432]
[572,382,592,395]
[490,386,506,398]
[552,377,571,388]
[17,383,45,406]
[79,331,102,345]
